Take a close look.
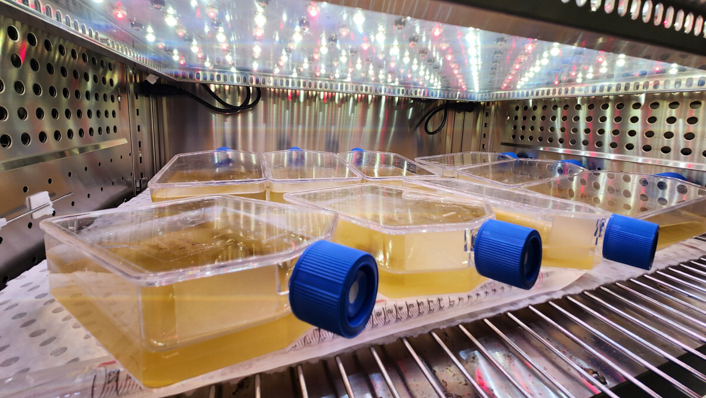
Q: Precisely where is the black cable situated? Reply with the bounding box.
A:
[201,84,251,109]
[415,101,475,135]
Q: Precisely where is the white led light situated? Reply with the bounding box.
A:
[541,58,549,65]
[320,45,328,54]
[616,58,626,67]
[252,61,258,71]
[274,67,280,74]
[146,26,156,42]
[576,77,583,83]
[353,10,365,26]
[253,44,261,55]
[164,8,178,26]
[403,51,410,64]
[204,59,211,68]
[191,41,199,53]
[550,47,560,56]
[376,30,385,45]
[321,64,326,73]
[587,72,593,79]
[670,63,679,75]
[293,30,303,43]
[225,53,233,62]
[303,59,309,69]
[340,53,348,63]
[356,58,362,70]
[254,13,266,28]
[216,31,226,43]
[599,66,607,73]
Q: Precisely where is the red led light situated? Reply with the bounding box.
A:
[654,66,661,72]
[113,6,127,19]
[445,53,453,61]
[254,27,264,37]
[307,3,319,17]
[432,25,442,37]
[313,52,320,60]
[597,56,604,63]
[361,41,370,50]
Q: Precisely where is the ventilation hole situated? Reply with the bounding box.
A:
[17,108,27,120]
[64,109,71,119]
[586,116,593,122]
[27,33,37,46]
[0,107,6,121]
[548,137,554,143]
[614,116,622,123]
[664,131,674,139]
[48,86,56,97]
[14,81,25,95]
[575,104,582,110]
[7,26,19,41]
[690,101,702,109]
[582,140,589,146]
[30,59,39,72]
[38,131,47,143]
[573,116,580,122]
[687,116,698,124]
[630,116,639,123]
[20,133,30,146]
[647,116,657,123]
[0,79,3,93]
[62,88,69,98]
[78,128,85,138]
[94,92,99,101]
[570,139,577,145]
[0,135,12,148]
[562,116,568,122]
[112,110,116,118]
[559,138,565,144]
[48,178,52,184]
[626,143,635,150]
[584,128,591,134]
[43,39,52,52]
[645,130,655,138]
[661,146,671,154]
[666,116,677,124]
[588,104,595,110]
[657,181,667,190]
[51,109,59,119]
[76,109,83,119]
[597,128,605,135]
[103,94,108,102]
[596,141,603,147]
[10,54,22,69]
[104,110,109,118]
[60,67,67,77]
[601,103,609,110]
[684,132,695,140]
[82,53,88,63]
[643,144,652,152]
[72,69,79,80]
[610,142,618,148]
[571,127,578,134]
[616,103,625,110]
[88,128,94,136]
[83,73,89,82]
[67,129,74,140]
[551,116,557,122]
[87,110,92,119]
[70,49,77,60]
[599,116,607,123]
[669,101,680,109]
[74,89,80,99]
[58,44,66,56]
[53,130,61,141]
[623,189,631,198]
[650,102,660,109]
[46,63,54,75]
[32,84,42,96]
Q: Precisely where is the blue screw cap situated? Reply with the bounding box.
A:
[289,241,378,338]
[499,151,519,159]
[655,172,688,181]
[474,220,542,290]
[559,159,584,168]
[289,147,302,151]
[603,214,659,270]
[216,147,231,151]
[351,148,364,152]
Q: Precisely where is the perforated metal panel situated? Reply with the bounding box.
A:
[0,15,135,288]
[493,93,706,181]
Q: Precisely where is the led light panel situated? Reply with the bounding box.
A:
[31,0,706,99]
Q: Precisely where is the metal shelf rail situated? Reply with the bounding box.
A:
[180,249,706,398]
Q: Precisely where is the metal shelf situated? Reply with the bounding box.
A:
[182,250,706,398]
[4,0,706,100]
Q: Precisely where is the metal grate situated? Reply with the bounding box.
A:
[0,14,135,288]
[175,253,706,398]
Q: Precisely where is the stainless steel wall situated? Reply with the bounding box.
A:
[154,86,478,165]
[0,15,135,286]
[489,93,706,184]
